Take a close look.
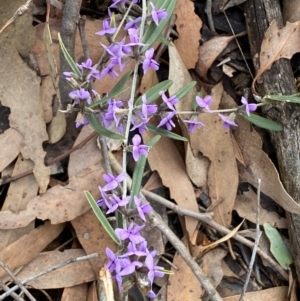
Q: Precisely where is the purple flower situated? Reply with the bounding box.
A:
[115,222,145,244]
[125,17,142,30]
[196,95,212,112]
[218,113,238,129]
[241,97,257,116]
[150,2,168,26]
[99,61,119,79]
[102,172,125,192]
[120,242,148,257]
[75,115,89,128]
[142,94,157,117]
[145,252,164,284]
[76,59,100,81]
[96,18,117,36]
[106,247,118,273]
[161,92,179,110]
[106,194,130,214]
[118,258,143,277]
[143,48,159,74]
[134,196,152,221]
[132,134,149,162]
[157,111,176,131]
[97,186,109,207]
[184,119,204,132]
[69,88,91,105]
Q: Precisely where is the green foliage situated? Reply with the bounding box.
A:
[86,114,125,140]
[85,191,121,245]
[58,33,81,78]
[241,112,283,131]
[263,223,293,270]
[147,124,187,141]
[264,94,300,104]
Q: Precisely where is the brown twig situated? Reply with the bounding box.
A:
[0,131,97,186]
[0,253,98,300]
[205,0,215,33]
[78,15,90,60]
[0,261,36,301]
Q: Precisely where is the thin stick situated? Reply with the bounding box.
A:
[0,261,36,301]
[205,0,215,33]
[0,253,98,300]
[0,281,25,301]
[239,179,262,300]
[78,15,90,60]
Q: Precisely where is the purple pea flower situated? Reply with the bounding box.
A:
[150,2,168,26]
[145,252,164,285]
[218,113,238,129]
[99,60,119,79]
[161,92,179,111]
[143,48,159,74]
[157,111,176,131]
[106,194,130,214]
[241,97,257,116]
[96,18,117,36]
[120,242,148,257]
[134,196,152,221]
[142,94,158,117]
[102,172,125,192]
[118,258,143,277]
[106,247,119,273]
[115,222,145,244]
[69,88,91,105]
[196,95,212,112]
[125,17,142,30]
[75,115,89,128]
[184,118,204,132]
[97,186,109,207]
[132,134,149,162]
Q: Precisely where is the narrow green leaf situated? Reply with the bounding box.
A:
[264,94,300,104]
[174,81,197,100]
[141,0,177,51]
[263,223,293,270]
[147,124,187,141]
[241,113,283,131]
[130,135,161,207]
[58,33,81,78]
[86,114,125,140]
[85,191,121,245]
[110,71,132,95]
[135,80,173,105]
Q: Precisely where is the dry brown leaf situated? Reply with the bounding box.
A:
[140,67,159,94]
[221,96,300,214]
[196,36,235,79]
[68,125,101,177]
[0,222,64,279]
[234,187,288,229]
[61,284,89,301]
[0,156,37,250]
[87,281,99,301]
[41,75,55,123]
[143,132,199,241]
[17,249,96,289]
[143,171,163,191]
[252,20,300,93]
[174,0,202,69]
[283,0,300,23]
[0,163,105,229]
[0,128,23,172]
[71,209,117,275]
[168,43,209,190]
[190,84,239,227]
[0,11,50,193]
[47,108,66,144]
[167,239,203,300]
[222,286,288,301]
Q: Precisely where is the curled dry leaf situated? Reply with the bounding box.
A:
[16,249,96,289]
[196,36,235,79]
[0,128,23,172]
[0,163,105,229]
[234,187,288,229]
[0,156,37,251]
[0,12,50,193]
[221,96,300,214]
[0,222,64,279]
[174,0,202,69]
[283,0,300,23]
[252,20,300,93]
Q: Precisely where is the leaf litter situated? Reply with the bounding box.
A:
[0,0,299,300]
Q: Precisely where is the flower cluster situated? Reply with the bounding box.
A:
[97,172,162,297]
